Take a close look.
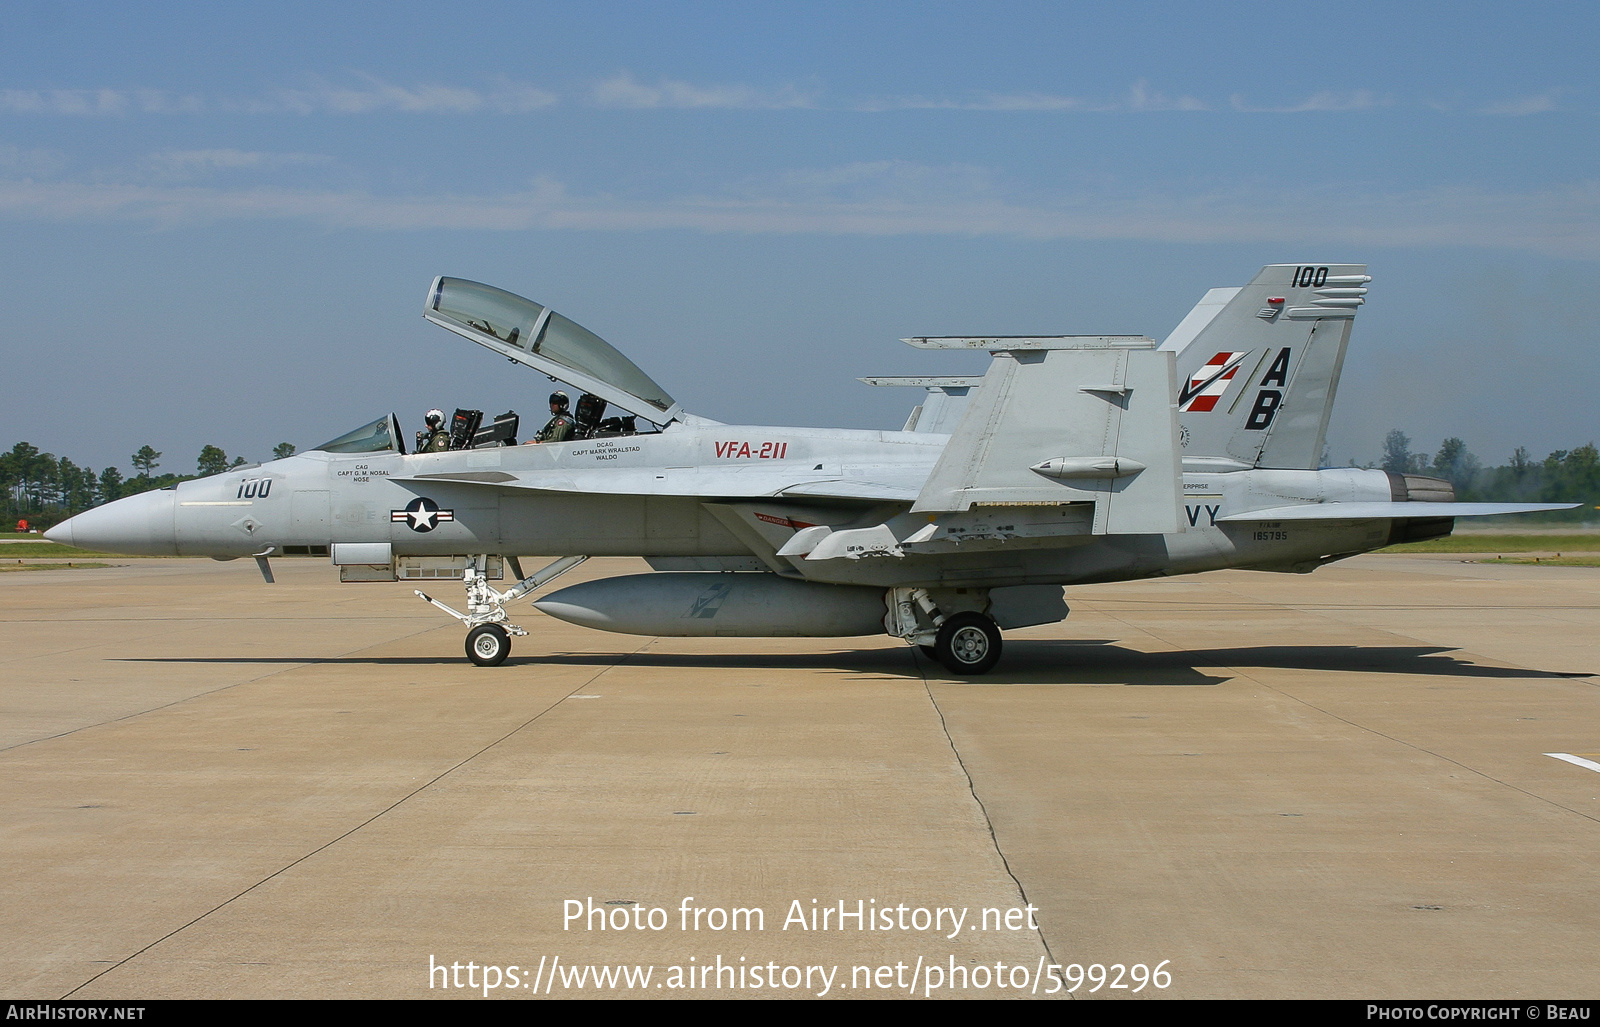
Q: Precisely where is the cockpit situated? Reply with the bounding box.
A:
[312,278,679,456]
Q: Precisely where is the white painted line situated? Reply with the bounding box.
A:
[1546,753,1600,774]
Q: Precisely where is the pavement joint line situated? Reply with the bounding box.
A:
[0,615,431,667]
[0,618,207,667]
[59,632,660,1000]
[912,645,1061,975]
[1202,581,1582,663]
[0,623,447,754]
[1252,682,1600,828]
[1122,609,1600,830]
[1074,600,1170,662]
[1025,594,1591,685]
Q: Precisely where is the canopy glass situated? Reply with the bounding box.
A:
[425,278,676,419]
[312,413,405,454]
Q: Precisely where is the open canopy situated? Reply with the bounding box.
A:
[424,277,680,422]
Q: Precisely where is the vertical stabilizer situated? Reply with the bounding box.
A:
[909,338,1181,534]
[1160,264,1368,469]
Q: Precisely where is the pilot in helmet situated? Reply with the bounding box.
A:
[420,409,451,452]
[532,391,576,444]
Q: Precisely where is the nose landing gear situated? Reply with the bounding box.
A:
[415,555,587,665]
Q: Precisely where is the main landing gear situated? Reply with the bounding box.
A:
[933,612,1003,675]
[415,555,588,666]
[891,587,1003,675]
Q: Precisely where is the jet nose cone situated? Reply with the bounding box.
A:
[56,488,179,556]
[44,520,73,546]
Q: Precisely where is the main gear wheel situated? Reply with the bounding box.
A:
[934,612,1002,675]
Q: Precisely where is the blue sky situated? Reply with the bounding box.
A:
[2,1,1594,474]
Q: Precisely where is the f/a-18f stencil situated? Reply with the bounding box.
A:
[51,264,1573,673]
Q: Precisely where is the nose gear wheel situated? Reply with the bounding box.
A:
[466,623,510,666]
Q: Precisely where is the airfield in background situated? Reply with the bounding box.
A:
[2,555,1597,999]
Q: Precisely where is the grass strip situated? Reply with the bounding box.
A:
[1378,533,1600,553]
[0,561,112,572]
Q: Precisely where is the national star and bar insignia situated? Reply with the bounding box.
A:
[392,497,455,532]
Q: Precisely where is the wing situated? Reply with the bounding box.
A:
[391,466,922,502]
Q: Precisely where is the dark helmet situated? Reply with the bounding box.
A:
[425,408,445,429]
[548,391,569,410]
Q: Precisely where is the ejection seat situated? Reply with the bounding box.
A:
[572,393,607,439]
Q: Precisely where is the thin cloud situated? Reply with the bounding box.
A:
[856,93,1107,112]
[0,170,1595,260]
[0,77,557,116]
[1230,89,1388,113]
[0,88,130,115]
[14,78,1542,119]
[0,77,1224,118]
[487,78,563,113]
[859,80,1203,113]
[146,149,325,169]
[139,149,333,182]
[131,90,207,114]
[249,75,559,114]
[590,72,816,109]
[267,74,489,114]
[1481,90,1563,116]
[0,87,207,115]
[0,178,573,230]
[1125,80,1207,112]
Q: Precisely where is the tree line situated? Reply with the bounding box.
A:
[2,441,296,530]
[1372,432,1598,520]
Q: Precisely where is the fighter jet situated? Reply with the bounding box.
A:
[48,265,1574,673]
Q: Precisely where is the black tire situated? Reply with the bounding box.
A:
[934,613,1002,675]
[919,644,938,661]
[466,623,510,667]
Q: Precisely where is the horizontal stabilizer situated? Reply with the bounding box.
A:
[858,376,984,388]
[1217,502,1578,522]
[862,377,982,434]
[903,335,1156,350]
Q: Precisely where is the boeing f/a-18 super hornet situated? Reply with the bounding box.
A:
[49,265,1574,672]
